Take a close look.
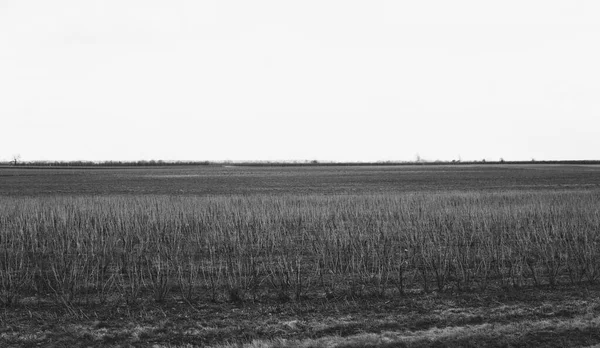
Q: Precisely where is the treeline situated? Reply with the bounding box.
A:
[0,160,211,167]
[1,159,599,167]
[227,160,600,167]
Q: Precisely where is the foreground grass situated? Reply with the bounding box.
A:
[2,286,600,347]
[223,316,600,348]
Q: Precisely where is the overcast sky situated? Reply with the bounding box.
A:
[1,1,599,162]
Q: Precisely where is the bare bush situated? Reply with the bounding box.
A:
[0,191,599,306]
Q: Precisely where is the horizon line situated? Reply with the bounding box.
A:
[2,159,600,167]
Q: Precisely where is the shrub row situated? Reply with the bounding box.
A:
[1,191,599,305]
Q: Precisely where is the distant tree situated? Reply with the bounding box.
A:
[500,158,505,163]
[12,154,21,166]
[415,154,426,164]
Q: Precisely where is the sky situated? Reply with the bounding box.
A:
[1,0,599,162]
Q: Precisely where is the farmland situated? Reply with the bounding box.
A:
[2,163,600,196]
[2,164,600,347]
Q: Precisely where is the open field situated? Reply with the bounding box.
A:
[2,164,600,347]
[2,164,600,196]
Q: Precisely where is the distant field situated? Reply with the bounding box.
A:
[1,164,600,195]
[2,164,600,347]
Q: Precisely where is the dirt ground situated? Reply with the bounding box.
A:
[2,285,600,347]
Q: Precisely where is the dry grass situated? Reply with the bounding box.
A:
[3,288,600,347]
[212,314,600,348]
